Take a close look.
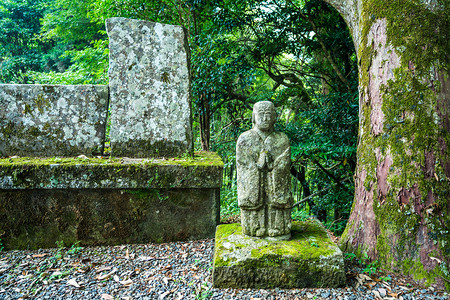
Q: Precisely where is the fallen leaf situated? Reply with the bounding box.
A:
[47,268,60,272]
[67,278,80,288]
[138,256,154,261]
[382,282,392,289]
[388,292,399,297]
[96,268,117,280]
[101,294,113,300]
[429,256,442,263]
[372,290,381,299]
[77,267,90,273]
[119,279,133,286]
[96,266,113,273]
[359,273,372,281]
[32,254,48,258]
[114,275,120,282]
[364,281,377,288]
[51,271,62,277]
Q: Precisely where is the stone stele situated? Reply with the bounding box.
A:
[212,221,346,288]
[106,17,193,158]
[236,101,293,239]
[0,84,108,157]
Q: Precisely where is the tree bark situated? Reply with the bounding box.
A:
[199,93,211,151]
[323,0,449,289]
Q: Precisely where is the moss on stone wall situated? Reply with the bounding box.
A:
[0,151,223,167]
[343,0,449,288]
[0,151,223,190]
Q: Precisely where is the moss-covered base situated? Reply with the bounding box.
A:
[212,221,345,288]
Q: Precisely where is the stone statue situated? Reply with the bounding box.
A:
[236,101,293,239]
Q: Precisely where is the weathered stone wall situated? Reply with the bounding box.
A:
[106,17,193,158]
[0,84,108,157]
[0,152,223,249]
[0,19,224,250]
[0,188,219,249]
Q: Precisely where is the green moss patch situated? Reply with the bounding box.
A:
[0,151,223,189]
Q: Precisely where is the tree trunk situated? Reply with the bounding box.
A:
[324,0,449,289]
[199,93,211,151]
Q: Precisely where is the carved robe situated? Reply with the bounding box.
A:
[236,129,293,237]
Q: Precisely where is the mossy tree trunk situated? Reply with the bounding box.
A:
[324,0,449,289]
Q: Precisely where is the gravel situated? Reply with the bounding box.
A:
[0,239,448,299]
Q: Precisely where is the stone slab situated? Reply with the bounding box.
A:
[106,17,193,158]
[0,152,223,249]
[0,152,223,189]
[212,221,346,288]
[0,84,108,157]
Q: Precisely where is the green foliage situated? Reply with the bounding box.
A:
[28,39,109,84]
[220,184,239,222]
[346,251,378,275]
[2,0,359,236]
[379,275,392,282]
[292,207,310,222]
[0,0,52,83]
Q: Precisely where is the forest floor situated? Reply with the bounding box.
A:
[0,236,448,300]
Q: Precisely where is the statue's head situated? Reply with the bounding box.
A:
[252,101,276,132]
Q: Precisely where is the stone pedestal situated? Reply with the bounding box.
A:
[212,220,345,288]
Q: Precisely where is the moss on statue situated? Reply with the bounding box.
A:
[342,0,449,289]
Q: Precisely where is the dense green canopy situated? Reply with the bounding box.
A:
[0,0,358,234]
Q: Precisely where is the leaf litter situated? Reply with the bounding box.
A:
[0,239,447,299]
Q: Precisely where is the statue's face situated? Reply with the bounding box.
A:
[254,103,275,131]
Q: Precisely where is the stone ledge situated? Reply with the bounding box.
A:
[0,152,223,249]
[0,151,223,189]
[212,221,345,289]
